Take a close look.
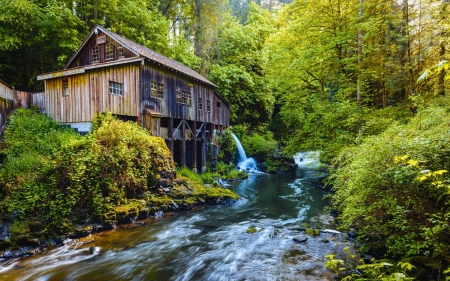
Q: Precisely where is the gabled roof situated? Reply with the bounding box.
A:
[0,79,13,90]
[65,25,216,87]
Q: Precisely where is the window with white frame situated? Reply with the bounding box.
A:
[118,46,124,57]
[109,81,123,96]
[92,46,100,63]
[105,44,114,60]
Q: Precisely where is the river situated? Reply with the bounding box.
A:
[0,153,348,281]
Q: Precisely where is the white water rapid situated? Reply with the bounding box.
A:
[293,151,321,168]
[231,133,259,172]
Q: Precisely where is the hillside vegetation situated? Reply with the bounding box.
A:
[0,109,238,243]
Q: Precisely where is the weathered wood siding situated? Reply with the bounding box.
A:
[0,80,14,101]
[140,61,229,126]
[0,98,13,132]
[31,92,46,110]
[67,31,137,69]
[14,91,32,109]
[45,63,140,123]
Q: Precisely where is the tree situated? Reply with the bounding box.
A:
[209,3,275,126]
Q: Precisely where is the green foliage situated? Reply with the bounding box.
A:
[177,167,203,184]
[217,129,237,164]
[0,0,83,90]
[278,100,407,162]
[232,124,278,161]
[209,3,276,126]
[329,100,450,259]
[325,253,415,280]
[0,110,175,236]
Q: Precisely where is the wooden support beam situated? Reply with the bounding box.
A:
[192,121,197,173]
[201,122,207,172]
[168,117,174,157]
[181,120,186,168]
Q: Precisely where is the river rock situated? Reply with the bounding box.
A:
[322,229,341,235]
[293,236,308,243]
[90,246,101,255]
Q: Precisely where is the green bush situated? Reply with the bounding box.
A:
[0,111,175,235]
[217,129,237,163]
[330,103,450,259]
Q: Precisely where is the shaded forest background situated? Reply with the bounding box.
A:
[1,0,449,161]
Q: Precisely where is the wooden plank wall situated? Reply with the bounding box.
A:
[14,91,31,109]
[0,98,13,132]
[0,81,14,101]
[31,92,45,110]
[45,63,140,123]
[141,61,229,126]
[67,31,136,69]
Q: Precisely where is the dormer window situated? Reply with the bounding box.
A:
[118,46,124,57]
[92,46,100,63]
[105,44,114,60]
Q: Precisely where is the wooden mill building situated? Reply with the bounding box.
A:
[37,25,229,171]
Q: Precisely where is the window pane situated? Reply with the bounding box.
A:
[92,46,100,63]
[106,44,113,60]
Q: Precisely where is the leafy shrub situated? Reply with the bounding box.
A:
[217,129,237,163]
[0,111,175,235]
[330,104,450,259]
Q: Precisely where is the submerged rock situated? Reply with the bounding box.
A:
[246,226,258,234]
[293,236,308,243]
[89,246,101,255]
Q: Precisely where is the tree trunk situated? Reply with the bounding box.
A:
[357,0,363,104]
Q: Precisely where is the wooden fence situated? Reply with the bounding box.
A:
[0,79,46,133]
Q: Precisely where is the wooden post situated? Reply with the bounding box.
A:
[192,121,197,173]
[181,120,186,168]
[168,117,174,157]
[201,122,207,172]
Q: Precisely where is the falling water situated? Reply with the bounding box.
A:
[231,133,259,172]
[231,133,247,163]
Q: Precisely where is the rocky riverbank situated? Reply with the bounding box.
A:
[0,175,239,259]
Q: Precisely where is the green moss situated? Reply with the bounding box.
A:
[246,226,257,234]
[305,228,320,236]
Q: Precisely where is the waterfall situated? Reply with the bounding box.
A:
[231,133,247,163]
[231,133,259,172]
